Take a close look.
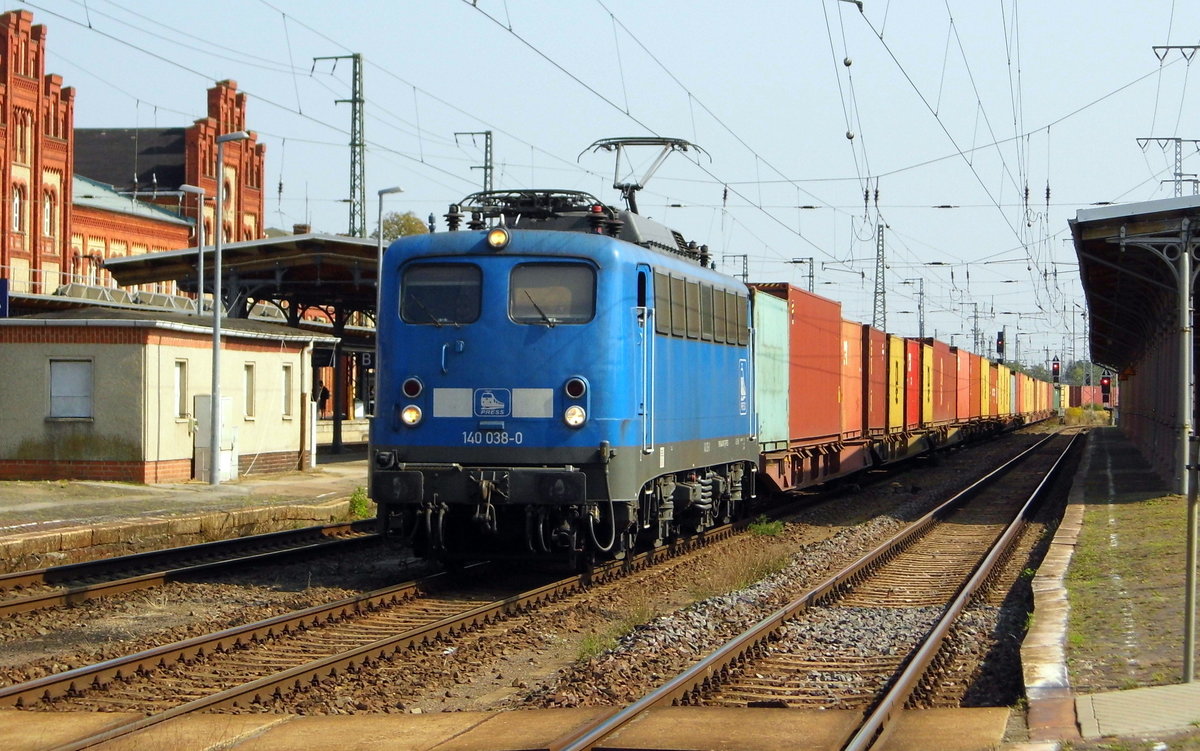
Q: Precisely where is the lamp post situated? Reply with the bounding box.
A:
[374,187,403,416]
[179,184,205,315]
[209,130,251,486]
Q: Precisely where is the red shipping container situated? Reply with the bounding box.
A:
[862,325,888,436]
[752,283,843,444]
[988,363,1000,416]
[953,348,971,421]
[931,339,956,424]
[904,338,921,430]
[968,353,983,420]
[841,320,864,440]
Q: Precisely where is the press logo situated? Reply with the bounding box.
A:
[475,389,511,417]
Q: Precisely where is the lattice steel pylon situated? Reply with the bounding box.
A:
[872,223,886,330]
[315,53,366,237]
[1138,137,1200,197]
[455,131,494,193]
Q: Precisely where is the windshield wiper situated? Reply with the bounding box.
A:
[524,290,556,328]
[406,295,443,328]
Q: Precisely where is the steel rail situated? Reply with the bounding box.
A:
[0,565,469,709]
[0,534,379,617]
[0,519,376,591]
[547,432,1069,751]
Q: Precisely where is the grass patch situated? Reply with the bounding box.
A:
[748,515,785,536]
[1065,487,1188,692]
[688,543,793,601]
[348,486,373,519]
[577,595,657,661]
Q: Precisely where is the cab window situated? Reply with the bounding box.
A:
[401,264,481,325]
[510,263,595,325]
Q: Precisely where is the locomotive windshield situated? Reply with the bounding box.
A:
[509,263,595,325]
[400,263,481,326]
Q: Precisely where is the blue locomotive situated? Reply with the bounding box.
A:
[369,186,758,560]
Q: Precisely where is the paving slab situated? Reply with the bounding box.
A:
[1076,682,1200,739]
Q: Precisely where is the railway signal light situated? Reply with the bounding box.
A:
[1101,374,1112,403]
[1052,357,1060,383]
[996,330,1005,358]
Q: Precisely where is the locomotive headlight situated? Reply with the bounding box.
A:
[563,405,587,427]
[486,226,511,250]
[401,405,423,426]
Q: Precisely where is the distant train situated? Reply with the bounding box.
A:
[369,179,1052,562]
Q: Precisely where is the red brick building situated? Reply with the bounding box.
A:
[0,9,264,301]
[0,9,74,298]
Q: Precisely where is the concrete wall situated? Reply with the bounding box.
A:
[0,327,147,471]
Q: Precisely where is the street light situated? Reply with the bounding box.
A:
[375,186,404,319]
[179,184,205,315]
[209,130,251,485]
[375,187,404,417]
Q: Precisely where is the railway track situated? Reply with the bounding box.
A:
[0,520,380,617]
[1,515,740,751]
[551,431,1079,750]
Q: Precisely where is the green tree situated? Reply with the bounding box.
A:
[376,211,428,242]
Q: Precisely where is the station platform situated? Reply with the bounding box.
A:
[0,428,1197,749]
[1020,427,1200,749]
[0,446,371,571]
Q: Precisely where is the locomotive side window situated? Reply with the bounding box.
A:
[736,293,749,345]
[700,285,714,341]
[670,275,686,337]
[401,264,481,325]
[713,288,727,342]
[654,272,671,335]
[685,281,700,339]
[725,292,741,345]
[510,263,595,325]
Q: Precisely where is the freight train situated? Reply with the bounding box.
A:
[369,150,1053,562]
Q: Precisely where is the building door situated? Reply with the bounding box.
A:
[194,395,238,481]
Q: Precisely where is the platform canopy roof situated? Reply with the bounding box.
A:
[103,232,381,318]
[1071,194,1200,373]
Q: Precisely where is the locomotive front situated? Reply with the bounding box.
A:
[370,190,758,562]
[371,214,638,559]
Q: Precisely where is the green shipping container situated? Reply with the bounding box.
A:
[751,289,789,451]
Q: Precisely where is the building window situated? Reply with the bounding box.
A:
[243,363,256,418]
[282,364,293,418]
[12,185,24,232]
[42,191,54,237]
[49,359,93,418]
[14,111,29,163]
[174,360,189,419]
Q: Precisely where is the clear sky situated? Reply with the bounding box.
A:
[17,0,1200,367]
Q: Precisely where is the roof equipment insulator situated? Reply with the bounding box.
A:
[445,204,463,232]
[587,205,606,234]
